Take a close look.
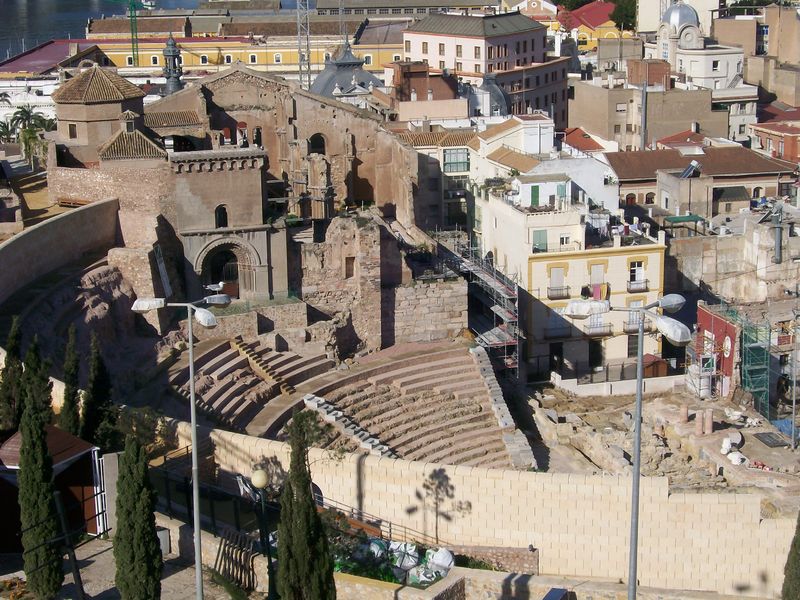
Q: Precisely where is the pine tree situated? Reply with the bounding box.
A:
[277,411,336,600]
[59,325,80,436]
[0,316,23,432]
[18,346,64,600]
[79,335,117,449]
[20,337,53,427]
[114,436,162,600]
[784,511,800,600]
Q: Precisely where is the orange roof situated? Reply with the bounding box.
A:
[477,118,520,140]
[657,129,706,147]
[52,65,145,104]
[563,127,603,152]
[395,130,476,147]
[558,0,615,30]
[751,122,800,136]
[486,147,539,172]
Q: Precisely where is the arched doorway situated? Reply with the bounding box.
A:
[200,241,256,299]
[753,187,763,199]
[625,193,637,206]
[308,133,326,155]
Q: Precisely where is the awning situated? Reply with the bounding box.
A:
[664,214,706,224]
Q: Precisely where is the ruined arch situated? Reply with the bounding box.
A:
[308,133,327,155]
[195,237,260,299]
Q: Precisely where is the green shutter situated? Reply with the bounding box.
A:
[530,185,539,207]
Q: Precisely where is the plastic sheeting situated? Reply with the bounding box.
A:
[564,299,610,319]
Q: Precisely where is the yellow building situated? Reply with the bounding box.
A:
[557,0,633,52]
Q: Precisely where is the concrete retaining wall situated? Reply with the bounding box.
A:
[551,372,685,396]
[169,420,795,598]
[0,198,119,307]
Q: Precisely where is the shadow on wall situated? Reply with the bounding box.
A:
[405,468,472,545]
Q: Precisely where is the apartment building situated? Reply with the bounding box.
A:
[568,76,728,151]
[749,122,800,164]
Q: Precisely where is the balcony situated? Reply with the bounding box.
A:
[627,279,649,293]
[547,285,570,300]
[544,325,572,339]
[584,323,613,337]
[623,318,653,334]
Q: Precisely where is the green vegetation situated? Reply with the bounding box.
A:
[610,0,636,30]
[114,436,163,600]
[59,325,80,436]
[20,338,52,426]
[79,335,119,450]
[454,555,496,571]
[277,411,336,599]
[0,316,23,432]
[18,341,63,599]
[783,511,800,600]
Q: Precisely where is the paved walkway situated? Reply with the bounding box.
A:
[1,539,236,599]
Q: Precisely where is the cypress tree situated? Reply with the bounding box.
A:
[18,346,64,600]
[114,436,162,600]
[0,316,23,432]
[277,411,336,600]
[20,337,53,426]
[784,511,800,600]
[79,335,116,449]
[59,325,80,436]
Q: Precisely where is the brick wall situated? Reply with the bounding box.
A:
[391,279,467,344]
[169,421,796,598]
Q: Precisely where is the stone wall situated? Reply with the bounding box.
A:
[0,199,119,307]
[449,546,538,575]
[391,279,467,344]
[170,421,796,598]
[186,311,258,342]
[254,300,308,332]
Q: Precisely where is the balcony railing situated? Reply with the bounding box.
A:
[547,285,570,300]
[623,318,653,334]
[627,279,649,293]
[544,325,572,339]
[584,323,613,337]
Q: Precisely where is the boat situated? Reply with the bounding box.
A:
[140,0,156,8]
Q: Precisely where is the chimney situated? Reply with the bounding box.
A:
[422,118,431,132]
[427,88,433,101]
[68,43,78,57]
[691,121,700,133]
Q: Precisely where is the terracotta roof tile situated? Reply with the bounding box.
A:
[52,66,145,104]
[563,127,603,152]
[396,130,476,147]
[486,147,539,172]
[0,426,95,469]
[143,110,203,128]
[98,129,167,161]
[477,118,520,140]
[558,0,615,30]
[751,122,800,136]
[88,17,188,34]
[220,20,362,37]
[657,129,706,146]
[605,146,796,181]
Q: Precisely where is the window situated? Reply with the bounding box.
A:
[439,60,446,69]
[488,64,494,73]
[474,46,480,59]
[215,205,228,228]
[249,54,257,64]
[443,148,470,173]
[725,202,733,213]
[201,55,208,65]
[523,41,527,53]
[475,64,481,73]
[126,56,134,66]
[345,256,355,279]
[404,7,414,13]
[559,234,570,247]
[324,52,332,61]
[405,40,411,53]
[367,8,375,13]
[629,261,643,283]
[712,60,720,71]
[224,55,232,64]
[627,335,638,358]
[422,42,428,54]
[645,192,655,204]
[393,54,401,61]
[488,46,494,59]
[455,61,462,71]
[544,73,549,83]
[151,55,159,66]
[68,123,77,139]
[354,8,364,13]
[456,45,462,58]
[439,43,445,55]
[364,55,372,65]
[274,53,282,64]
[392,7,402,13]
[178,56,183,65]
[738,124,746,135]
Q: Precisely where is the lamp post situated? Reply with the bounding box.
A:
[564,293,691,600]
[251,469,277,598]
[792,309,798,451]
[132,293,231,600]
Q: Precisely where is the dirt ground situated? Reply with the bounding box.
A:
[0,538,245,599]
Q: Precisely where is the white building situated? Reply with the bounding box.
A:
[403,11,548,85]
[637,0,722,35]
[643,0,757,142]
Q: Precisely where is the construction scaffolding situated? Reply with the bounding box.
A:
[435,234,520,378]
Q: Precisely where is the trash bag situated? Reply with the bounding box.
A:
[727,451,747,465]
[720,437,732,455]
[430,548,454,572]
[389,541,419,571]
[407,565,438,586]
[368,538,388,559]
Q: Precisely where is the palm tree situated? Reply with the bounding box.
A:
[10,105,44,131]
[0,120,14,143]
[0,92,10,106]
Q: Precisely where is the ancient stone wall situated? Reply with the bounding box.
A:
[0,199,119,307]
[172,421,796,598]
[186,311,258,342]
[300,216,382,351]
[391,279,467,344]
[254,301,308,332]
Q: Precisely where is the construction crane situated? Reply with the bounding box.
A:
[108,0,149,67]
[296,0,312,89]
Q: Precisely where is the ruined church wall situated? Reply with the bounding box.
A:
[391,279,468,344]
[173,421,795,599]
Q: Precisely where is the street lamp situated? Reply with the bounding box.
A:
[564,293,691,600]
[131,293,231,600]
[251,469,277,598]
